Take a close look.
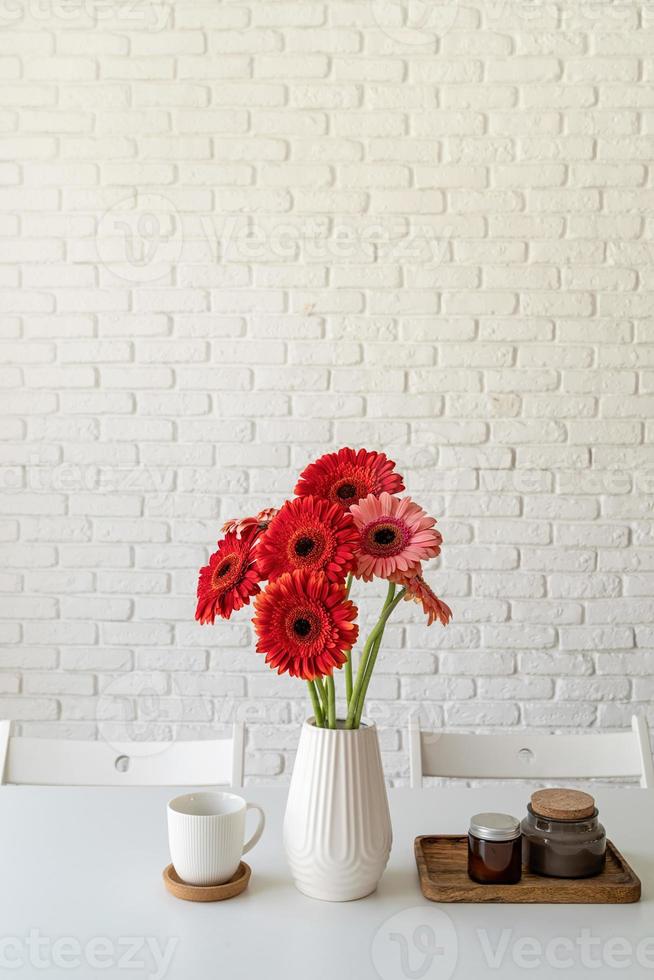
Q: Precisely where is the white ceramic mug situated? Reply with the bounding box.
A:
[167,791,265,886]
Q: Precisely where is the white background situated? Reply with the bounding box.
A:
[1,0,653,782]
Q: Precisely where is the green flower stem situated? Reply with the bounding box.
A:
[344,656,353,707]
[353,629,383,728]
[344,628,380,730]
[315,676,328,714]
[345,582,397,729]
[307,680,324,728]
[351,587,406,728]
[326,674,336,729]
[344,573,354,707]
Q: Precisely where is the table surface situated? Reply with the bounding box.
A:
[0,785,653,980]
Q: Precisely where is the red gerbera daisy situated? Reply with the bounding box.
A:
[351,492,443,581]
[253,569,358,680]
[390,568,452,626]
[256,495,358,584]
[295,447,404,511]
[221,507,278,538]
[195,530,262,623]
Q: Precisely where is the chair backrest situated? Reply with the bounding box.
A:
[409,715,654,789]
[0,722,245,788]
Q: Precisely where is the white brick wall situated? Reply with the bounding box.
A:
[2,0,653,782]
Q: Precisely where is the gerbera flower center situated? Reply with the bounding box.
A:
[294,536,315,557]
[336,481,358,501]
[287,525,333,570]
[211,553,239,588]
[364,519,409,557]
[293,617,311,637]
[284,606,321,646]
[374,528,396,545]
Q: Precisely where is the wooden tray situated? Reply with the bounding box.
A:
[415,836,641,904]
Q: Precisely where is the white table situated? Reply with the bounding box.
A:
[0,786,652,980]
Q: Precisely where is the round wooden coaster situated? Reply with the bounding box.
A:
[531,788,596,821]
[163,861,251,902]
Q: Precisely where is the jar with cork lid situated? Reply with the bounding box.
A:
[521,788,606,879]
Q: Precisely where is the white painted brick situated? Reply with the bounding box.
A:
[519,651,592,676]
[479,677,554,700]
[588,598,654,625]
[493,419,565,444]
[484,625,556,649]
[0,674,20,694]
[446,702,520,726]
[549,574,621,599]
[558,678,631,702]
[560,626,635,651]
[523,703,597,727]
[2,6,652,778]
[23,673,95,695]
[403,677,475,700]
[0,698,58,720]
[569,420,643,445]
[439,652,513,676]
[475,573,545,599]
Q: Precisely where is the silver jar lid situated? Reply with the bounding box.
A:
[469,812,521,842]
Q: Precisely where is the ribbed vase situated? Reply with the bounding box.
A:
[283,719,392,902]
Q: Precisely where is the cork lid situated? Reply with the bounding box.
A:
[530,788,596,821]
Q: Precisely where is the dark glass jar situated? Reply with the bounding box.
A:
[468,813,522,885]
[522,790,606,879]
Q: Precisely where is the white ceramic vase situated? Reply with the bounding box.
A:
[283,719,392,902]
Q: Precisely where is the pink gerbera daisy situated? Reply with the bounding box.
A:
[350,492,443,582]
[221,507,278,538]
[389,568,452,626]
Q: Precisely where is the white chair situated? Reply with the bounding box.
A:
[0,722,245,788]
[408,715,654,789]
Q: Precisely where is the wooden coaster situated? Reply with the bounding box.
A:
[163,862,251,902]
[531,788,596,821]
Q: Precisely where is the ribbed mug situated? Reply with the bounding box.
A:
[283,719,392,901]
[168,791,265,886]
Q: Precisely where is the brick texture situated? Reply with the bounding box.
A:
[1,0,653,782]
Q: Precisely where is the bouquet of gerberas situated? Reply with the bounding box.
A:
[195,448,451,730]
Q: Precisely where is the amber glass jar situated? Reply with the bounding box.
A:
[468,813,522,885]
